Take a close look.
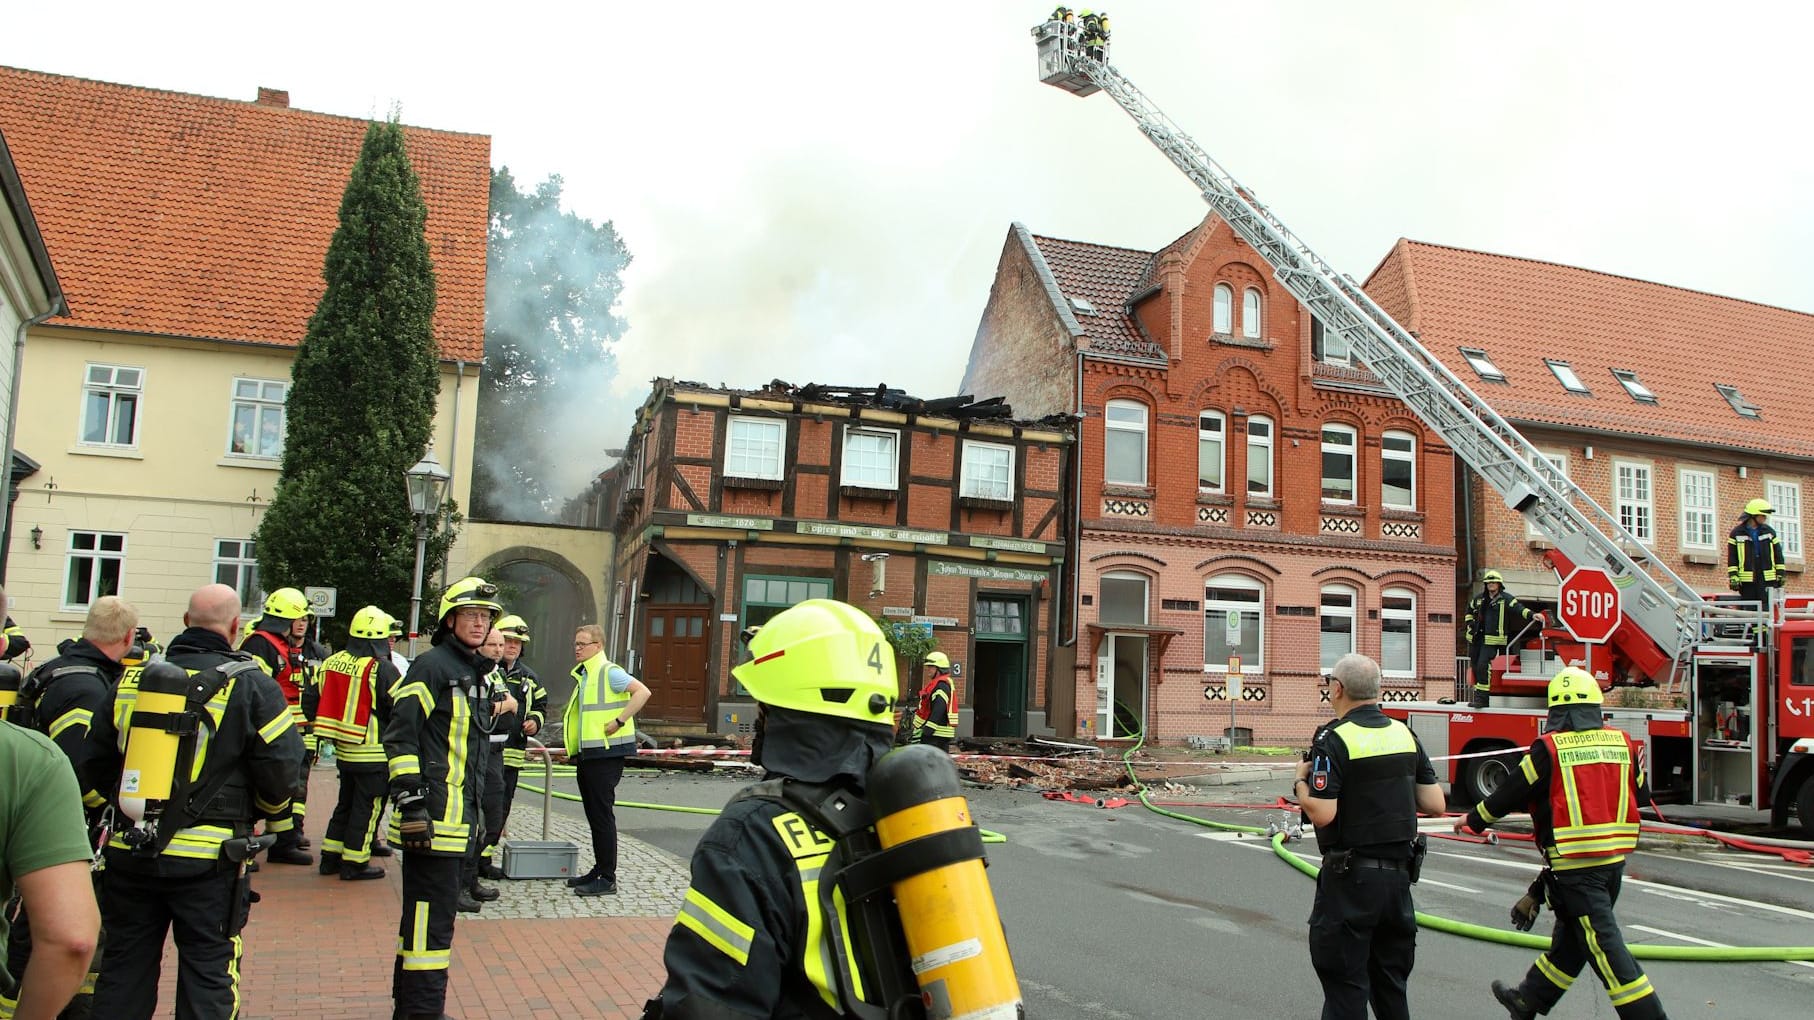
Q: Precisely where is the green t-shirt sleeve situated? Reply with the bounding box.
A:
[5,734,94,882]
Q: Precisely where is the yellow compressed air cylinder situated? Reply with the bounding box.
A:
[0,662,21,723]
[118,662,192,826]
[869,744,1021,1020]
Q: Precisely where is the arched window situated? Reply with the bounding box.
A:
[1321,423,1356,503]
[1320,584,1356,671]
[1198,410,1224,493]
[1246,415,1273,497]
[1205,574,1264,672]
[1100,571,1149,626]
[1104,399,1148,486]
[1213,283,1233,336]
[1242,288,1262,339]
[1382,430,1416,509]
[1382,588,1417,677]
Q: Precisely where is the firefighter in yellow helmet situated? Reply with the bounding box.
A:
[382,577,503,1020]
[644,599,1022,1019]
[910,650,956,751]
[1464,570,1538,709]
[313,606,401,881]
[477,614,546,880]
[1457,667,1667,1020]
[1727,497,1784,621]
[240,585,317,864]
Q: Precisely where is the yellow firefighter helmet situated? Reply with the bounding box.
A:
[731,599,897,725]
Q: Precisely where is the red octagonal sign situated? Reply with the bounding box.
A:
[1558,567,1621,643]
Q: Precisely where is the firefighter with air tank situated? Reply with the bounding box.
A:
[643,598,1021,1019]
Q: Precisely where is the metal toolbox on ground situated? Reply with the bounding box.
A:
[499,839,579,880]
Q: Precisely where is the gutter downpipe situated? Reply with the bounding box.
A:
[0,304,62,583]
[439,358,467,591]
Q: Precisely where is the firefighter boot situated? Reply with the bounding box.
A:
[317,851,342,876]
[455,889,483,913]
[1491,980,1538,1020]
[340,862,385,881]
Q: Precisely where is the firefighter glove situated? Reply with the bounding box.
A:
[394,787,433,851]
[1510,892,1541,931]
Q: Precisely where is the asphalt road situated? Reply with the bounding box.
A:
[555,766,1814,1019]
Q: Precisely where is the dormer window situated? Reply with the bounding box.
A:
[1069,295,1097,315]
[1715,383,1761,419]
[1459,346,1505,382]
[1611,369,1656,404]
[1546,359,1591,395]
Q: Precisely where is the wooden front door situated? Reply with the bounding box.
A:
[643,605,709,722]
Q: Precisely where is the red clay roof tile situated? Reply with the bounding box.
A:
[1364,239,1814,460]
[1028,233,1168,362]
[0,66,489,361]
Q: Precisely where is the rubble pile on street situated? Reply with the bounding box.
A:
[948,737,1172,792]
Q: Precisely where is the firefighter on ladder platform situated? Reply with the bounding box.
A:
[1457,667,1669,1020]
[1727,497,1784,632]
[643,599,1022,1019]
[1464,570,1538,708]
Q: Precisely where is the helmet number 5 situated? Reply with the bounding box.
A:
[868,642,885,674]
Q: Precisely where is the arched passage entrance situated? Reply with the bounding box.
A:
[473,547,596,704]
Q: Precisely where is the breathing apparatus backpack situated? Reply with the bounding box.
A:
[116,657,268,854]
[0,661,27,725]
[736,743,1023,1020]
[0,660,111,732]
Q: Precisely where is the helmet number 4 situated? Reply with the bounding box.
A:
[868,642,885,673]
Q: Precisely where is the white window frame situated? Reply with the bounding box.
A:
[1241,288,1262,339]
[80,363,144,448]
[1679,468,1717,551]
[1459,346,1505,382]
[1246,415,1274,498]
[1615,460,1654,544]
[1768,480,1803,559]
[841,426,899,490]
[1312,318,1351,366]
[226,377,288,459]
[960,440,1014,501]
[1212,283,1233,336]
[1197,410,1225,494]
[1528,452,1568,537]
[1319,584,1357,671]
[725,415,785,480]
[1104,399,1148,487]
[213,538,262,607]
[1382,430,1416,510]
[1320,423,1357,504]
[1381,588,1417,678]
[1611,369,1656,403]
[1204,574,1264,673]
[64,531,127,611]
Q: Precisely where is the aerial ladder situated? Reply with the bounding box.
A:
[1030,17,1764,686]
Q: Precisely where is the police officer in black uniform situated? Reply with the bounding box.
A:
[1295,653,1446,1020]
[90,583,305,1020]
[383,577,501,1020]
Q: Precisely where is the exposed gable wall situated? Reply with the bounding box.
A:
[961,227,1078,418]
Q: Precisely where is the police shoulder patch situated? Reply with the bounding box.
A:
[1311,771,1329,792]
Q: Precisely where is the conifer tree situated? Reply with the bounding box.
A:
[256,118,458,641]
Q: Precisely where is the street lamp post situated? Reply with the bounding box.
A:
[405,447,452,656]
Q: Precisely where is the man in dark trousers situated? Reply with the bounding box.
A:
[479,614,544,881]
[1458,667,1668,1020]
[4,595,136,1017]
[239,586,316,864]
[1297,653,1446,1020]
[1727,497,1784,630]
[1464,570,1538,708]
[383,577,501,1020]
[90,583,305,1020]
[563,624,650,897]
[313,606,400,881]
[910,651,955,751]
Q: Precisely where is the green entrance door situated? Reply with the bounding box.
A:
[974,597,1029,738]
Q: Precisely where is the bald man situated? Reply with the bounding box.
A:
[91,584,305,1020]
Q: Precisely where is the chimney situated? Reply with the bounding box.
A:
[254,87,289,108]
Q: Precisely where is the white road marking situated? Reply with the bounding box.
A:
[1629,924,1814,971]
[1637,851,1814,886]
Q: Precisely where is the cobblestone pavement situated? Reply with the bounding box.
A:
[142,765,688,1018]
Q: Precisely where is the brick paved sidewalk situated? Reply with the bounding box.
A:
[146,767,690,1019]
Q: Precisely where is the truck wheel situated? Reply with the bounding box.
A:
[1797,778,1814,842]
[1458,744,1520,805]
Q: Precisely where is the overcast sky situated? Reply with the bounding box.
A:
[8,1,1812,476]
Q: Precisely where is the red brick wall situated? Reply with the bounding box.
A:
[960,228,1079,419]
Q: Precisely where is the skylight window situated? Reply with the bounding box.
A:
[1715,383,1761,419]
[1611,369,1656,404]
[1459,346,1505,382]
[1069,295,1097,315]
[1545,359,1591,395]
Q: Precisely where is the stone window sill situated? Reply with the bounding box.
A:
[724,475,784,491]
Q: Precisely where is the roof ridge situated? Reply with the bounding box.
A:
[1027,232,1157,257]
[1400,238,1814,321]
[0,64,488,140]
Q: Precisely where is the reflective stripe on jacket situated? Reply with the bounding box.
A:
[315,650,388,764]
[564,652,637,759]
[912,674,955,741]
[1465,592,1534,646]
[1727,521,1785,586]
[1537,728,1641,866]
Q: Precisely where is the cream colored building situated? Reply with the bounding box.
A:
[0,125,63,593]
[0,70,491,651]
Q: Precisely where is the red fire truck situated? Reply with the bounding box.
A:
[1033,17,1814,835]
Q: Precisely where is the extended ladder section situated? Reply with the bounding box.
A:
[1033,20,1749,676]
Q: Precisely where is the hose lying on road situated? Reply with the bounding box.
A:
[1105,731,1814,962]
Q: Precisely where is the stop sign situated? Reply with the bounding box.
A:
[1558,567,1621,643]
